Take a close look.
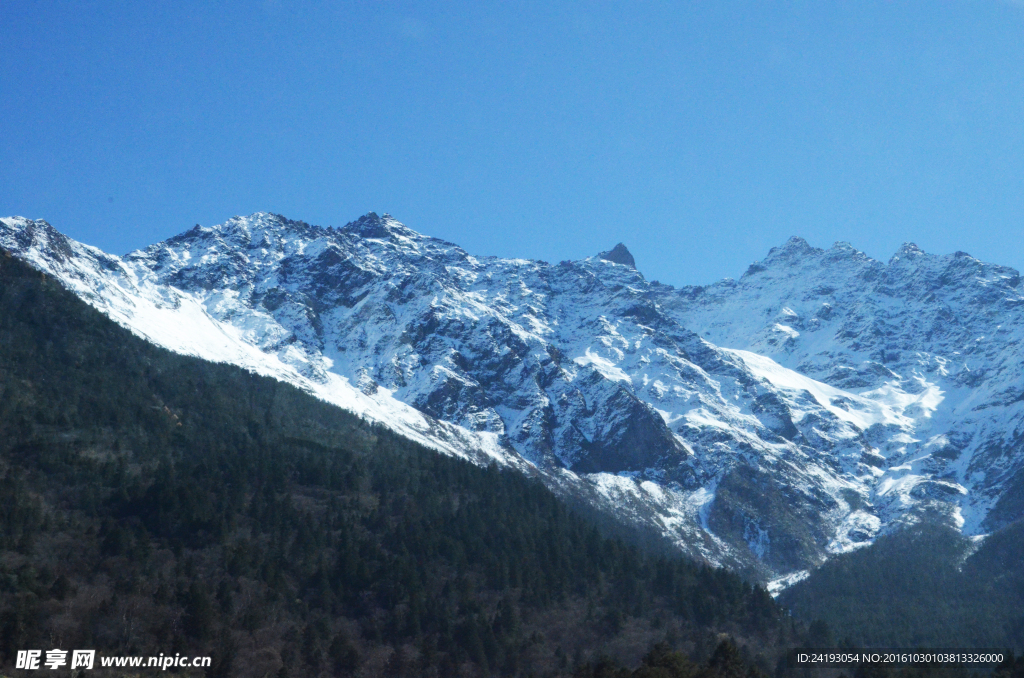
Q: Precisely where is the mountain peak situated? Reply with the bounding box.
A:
[773,236,814,255]
[177,212,323,249]
[751,237,822,270]
[598,243,635,268]
[342,212,416,240]
[0,216,75,262]
[889,242,925,264]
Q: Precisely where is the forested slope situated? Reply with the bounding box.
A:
[778,521,1024,651]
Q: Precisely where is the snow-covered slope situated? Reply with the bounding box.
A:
[4,215,1020,583]
[0,216,527,471]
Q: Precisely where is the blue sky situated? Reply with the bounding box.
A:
[3,1,1023,286]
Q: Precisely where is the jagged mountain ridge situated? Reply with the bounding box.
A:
[656,236,1024,535]
[3,213,1020,584]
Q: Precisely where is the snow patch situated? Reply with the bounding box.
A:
[573,347,632,383]
[767,570,809,597]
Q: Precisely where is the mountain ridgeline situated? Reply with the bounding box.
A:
[0,251,793,675]
[5,213,1024,583]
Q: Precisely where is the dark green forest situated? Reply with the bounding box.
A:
[778,520,1024,650]
[0,250,797,676]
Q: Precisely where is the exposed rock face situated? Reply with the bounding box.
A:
[4,212,1024,584]
[599,243,636,268]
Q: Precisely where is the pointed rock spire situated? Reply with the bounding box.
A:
[598,243,635,268]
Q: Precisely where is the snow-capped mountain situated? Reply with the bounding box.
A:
[4,213,1022,584]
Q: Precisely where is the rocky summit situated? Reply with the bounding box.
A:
[4,213,1024,585]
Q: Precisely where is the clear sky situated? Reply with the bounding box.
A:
[3,1,1023,287]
